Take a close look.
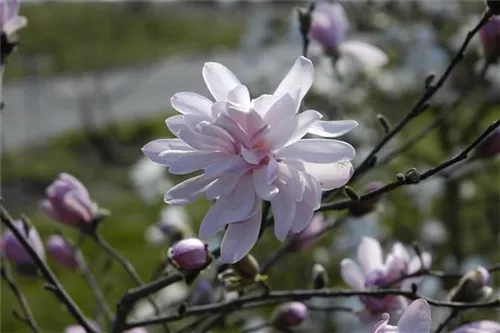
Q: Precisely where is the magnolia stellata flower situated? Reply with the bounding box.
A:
[1,220,45,274]
[168,238,211,271]
[0,0,27,64]
[272,302,308,328]
[449,321,500,333]
[46,235,79,270]
[143,56,357,263]
[480,16,500,61]
[309,2,388,71]
[340,237,432,322]
[42,173,98,227]
[372,299,431,333]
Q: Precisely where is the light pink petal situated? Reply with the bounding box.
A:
[301,160,354,190]
[59,173,90,199]
[339,40,388,72]
[204,155,249,179]
[408,252,432,273]
[205,174,241,200]
[211,100,227,117]
[199,174,257,239]
[183,113,216,132]
[397,299,431,333]
[290,199,314,233]
[267,157,279,184]
[340,258,365,289]
[170,92,213,116]
[251,94,280,118]
[165,115,185,135]
[176,127,233,152]
[274,56,314,110]
[168,151,232,175]
[141,139,191,164]
[308,120,358,138]
[227,85,251,107]
[220,207,262,263]
[271,182,296,241]
[214,111,252,149]
[358,237,384,275]
[263,94,298,149]
[253,166,279,201]
[286,110,323,146]
[277,139,356,163]
[196,121,235,146]
[164,175,215,205]
[202,62,241,101]
[392,243,410,265]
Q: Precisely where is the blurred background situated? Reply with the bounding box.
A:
[1,1,499,332]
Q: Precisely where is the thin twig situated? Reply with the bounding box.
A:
[0,206,97,333]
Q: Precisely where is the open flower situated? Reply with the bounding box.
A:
[309,2,388,72]
[340,237,432,322]
[372,299,431,333]
[143,56,357,263]
[41,173,98,228]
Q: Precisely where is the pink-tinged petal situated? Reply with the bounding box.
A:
[274,56,314,110]
[202,62,241,101]
[253,166,279,201]
[340,258,365,289]
[251,94,280,118]
[371,313,391,333]
[168,151,232,175]
[164,175,215,205]
[392,243,410,265]
[165,115,185,135]
[58,173,89,198]
[339,40,388,72]
[211,100,227,117]
[358,237,384,275]
[214,111,252,149]
[176,127,233,153]
[290,199,314,233]
[263,94,298,149]
[245,109,267,138]
[63,192,95,223]
[220,207,262,263]
[141,139,191,164]
[199,174,257,239]
[277,139,356,163]
[171,92,213,116]
[271,182,296,241]
[308,120,358,138]
[286,110,323,146]
[397,299,431,333]
[301,160,354,190]
[227,85,251,107]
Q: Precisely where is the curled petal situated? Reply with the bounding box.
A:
[263,94,298,149]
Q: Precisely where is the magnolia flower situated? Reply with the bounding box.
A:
[1,220,45,275]
[340,237,432,322]
[372,299,431,333]
[46,235,79,270]
[0,0,27,63]
[309,2,388,72]
[41,173,98,228]
[143,56,357,263]
[449,321,500,333]
[480,16,500,61]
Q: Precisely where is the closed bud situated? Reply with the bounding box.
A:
[232,254,260,280]
[168,238,211,272]
[486,1,500,16]
[46,235,79,270]
[473,127,500,159]
[271,302,308,328]
[349,181,385,217]
[312,263,328,289]
[1,220,45,276]
[425,72,436,88]
[449,266,493,303]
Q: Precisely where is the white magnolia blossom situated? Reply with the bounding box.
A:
[143,56,357,263]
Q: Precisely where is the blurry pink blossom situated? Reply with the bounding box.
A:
[0,0,27,41]
[143,56,357,263]
[372,299,431,333]
[449,321,500,333]
[340,237,432,323]
[41,173,98,227]
[480,16,500,60]
[1,220,45,272]
[46,235,79,270]
[289,212,324,251]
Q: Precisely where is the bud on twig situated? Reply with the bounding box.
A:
[232,254,260,280]
[405,168,421,184]
[271,302,308,329]
[312,263,328,289]
[168,238,211,272]
[377,114,391,134]
[448,266,492,303]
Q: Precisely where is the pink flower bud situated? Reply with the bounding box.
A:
[272,302,308,328]
[310,2,349,55]
[41,173,97,227]
[169,238,210,271]
[480,16,500,60]
[476,266,490,285]
[474,127,500,158]
[46,235,79,270]
[1,220,45,272]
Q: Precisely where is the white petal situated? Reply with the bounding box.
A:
[397,299,431,333]
[220,208,262,263]
[170,92,213,116]
[339,40,388,72]
[227,85,251,107]
[392,243,410,265]
[290,199,314,233]
[274,56,314,110]
[168,152,232,175]
[204,155,249,179]
[271,182,296,241]
[199,174,257,239]
[251,94,280,118]
[176,127,234,153]
[165,115,185,135]
[164,175,215,205]
[141,139,192,164]
[277,139,356,163]
[277,163,304,201]
[263,94,298,149]
[203,62,241,101]
[358,237,384,275]
[340,258,365,289]
[301,161,354,190]
[253,166,279,201]
[308,120,358,138]
[205,174,241,200]
[286,110,323,146]
[301,171,322,210]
